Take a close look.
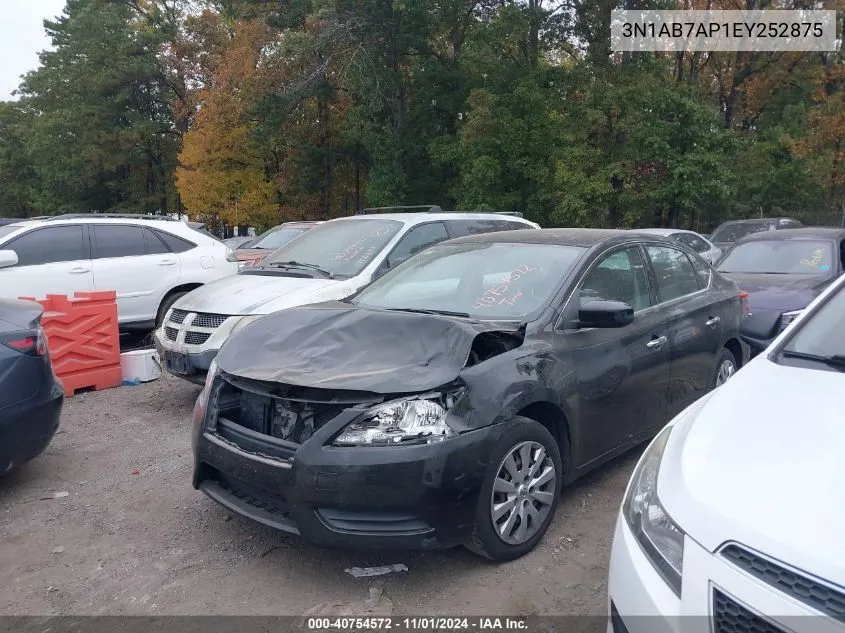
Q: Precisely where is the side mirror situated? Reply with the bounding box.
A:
[578,299,634,328]
[0,250,18,269]
[739,311,783,353]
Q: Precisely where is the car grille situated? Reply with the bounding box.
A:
[184,331,211,345]
[191,313,228,329]
[713,589,786,633]
[169,308,189,324]
[721,544,845,621]
[165,310,232,347]
[209,376,374,458]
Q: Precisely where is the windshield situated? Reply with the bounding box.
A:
[783,282,845,357]
[709,221,775,243]
[717,240,834,275]
[353,242,585,320]
[248,227,308,250]
[262,219,402,278]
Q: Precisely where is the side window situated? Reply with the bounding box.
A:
[580,247,652,311]
[153,229,196,253]
[387,222,449,268]
[645,246,700,302]
[689,254,712,289]
[673,233,709,253]
[143,228,170,255]
[6,226,86,266]
[91,225,147,259]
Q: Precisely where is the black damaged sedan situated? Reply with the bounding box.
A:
[191,229,748,560]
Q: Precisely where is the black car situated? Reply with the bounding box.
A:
[0,299,63,474]
[708,217,802,251]
[190,229,749,560]
[715,228,845,335]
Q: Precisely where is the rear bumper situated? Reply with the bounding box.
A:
[192,415,500,550]
[0,377,63,473]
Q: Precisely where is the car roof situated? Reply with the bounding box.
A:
[270,221,322,229]
[736,227,845,242]
[331,212,537,224]
[718,217,797,225]
[633,228,697,236]
[446,227,642,247]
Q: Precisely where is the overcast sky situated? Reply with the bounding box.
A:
[1,0,67,100]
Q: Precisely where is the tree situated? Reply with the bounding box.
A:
[17,0,183,214]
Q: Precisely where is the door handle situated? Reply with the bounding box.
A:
[158,259,176,266]
[646,335,667,351]
[705,316,721,328]
[69,266,90,274]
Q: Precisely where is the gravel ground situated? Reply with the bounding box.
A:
[0,374,639,616]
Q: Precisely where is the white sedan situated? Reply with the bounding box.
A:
[634,228,722,264]
[607,272,845,633]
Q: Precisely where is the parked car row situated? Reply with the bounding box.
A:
[2,208,841,623]
[154,207,540,384]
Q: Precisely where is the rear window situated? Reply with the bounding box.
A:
[248,227,308,250]
[710,222,776,243]
[717,240,834,275]
[154,229,196,253]
[446,218,531,238]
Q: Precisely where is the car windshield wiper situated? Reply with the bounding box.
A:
[385,307,471,318]
[269,261,333,278]
[780,350,845,372]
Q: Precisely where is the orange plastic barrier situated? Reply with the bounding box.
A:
[19,291,122,397]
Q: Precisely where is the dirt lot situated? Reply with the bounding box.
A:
[0,374,639,616]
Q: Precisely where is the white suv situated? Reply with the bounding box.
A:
[155,209,540,383]
[0,214,239,330]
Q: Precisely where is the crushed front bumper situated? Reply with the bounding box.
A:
[192,401,503,550]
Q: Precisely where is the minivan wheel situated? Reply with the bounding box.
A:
[714,348,737,387]
[466,418,563,561]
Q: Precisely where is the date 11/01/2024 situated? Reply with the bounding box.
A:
[307,617,528,631]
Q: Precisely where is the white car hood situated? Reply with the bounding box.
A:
[660,357,845,587]
[176,272,345,315]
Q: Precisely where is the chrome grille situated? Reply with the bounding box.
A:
[192,313,228,329]
[185,331,211,346]
[164,326,178,341]
[169,308,189,324]
[722,544,845,621]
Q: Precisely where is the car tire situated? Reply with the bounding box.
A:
[713,347,738,387]
[156,291,188,328]
[465,417,564,561]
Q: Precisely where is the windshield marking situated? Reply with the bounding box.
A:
[472,264,537,310]
[801,248,825,267]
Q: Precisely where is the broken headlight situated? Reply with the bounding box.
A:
[333,392,461,447]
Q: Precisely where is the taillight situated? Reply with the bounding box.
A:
[738,290,751,317]
[0,326,47,356]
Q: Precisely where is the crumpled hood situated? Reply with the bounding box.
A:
[719,272,832,313]
[659,358,845,587]
[175,273,342,315]
[215,301,522,392]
